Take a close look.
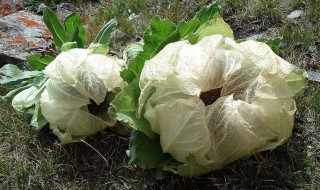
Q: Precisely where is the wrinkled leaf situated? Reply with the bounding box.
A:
[40,79,107,144]
[135,34,306,177]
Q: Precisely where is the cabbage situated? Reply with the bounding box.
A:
[137,35,307,176]
[40,48,126,143]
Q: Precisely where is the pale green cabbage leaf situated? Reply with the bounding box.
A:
[138,34,307,176]
[41,48,126,143]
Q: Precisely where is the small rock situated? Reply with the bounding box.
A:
[307,71,320,82]
[37,3,47,14]
[127,12,145,34]
[112,29,126,40]
[0,10,50,67]
[128,13,138,21]
[287,10,303,19]
[55,3,74,21]
[0,0,25,18]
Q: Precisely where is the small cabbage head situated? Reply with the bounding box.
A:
[40,48,126,143]
[138,35,307,176]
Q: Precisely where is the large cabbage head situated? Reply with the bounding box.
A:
[40,48,126,143]
[138,35,307,176]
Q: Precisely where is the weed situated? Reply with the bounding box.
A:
[306,0,320,25]
[252,0,281,20]
[224,0,248,9]
[288,0,306,10]
[22,0,43,12]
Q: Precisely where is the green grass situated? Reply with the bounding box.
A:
[1,0,320,189]
[85,0,212,50]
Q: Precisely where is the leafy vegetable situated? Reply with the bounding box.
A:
[41,48,126,143]
[131,34,307,176]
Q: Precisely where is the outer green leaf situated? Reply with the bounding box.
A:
[148,17,177,46]
[0,64,23,78]
[109,78,157,139]
[2,74,46,101]
[0,64,41,85]
[64,12,86,48]
[120,69,136,83]
[188,16,233,44]
[129,130,167,169]
[196,2,222,25]
[61,42,78,51]
[177,19,200,39]
[93,19,117,45]
[43,8,68,49]
[2,84,32,101]
[26,54,54,70]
